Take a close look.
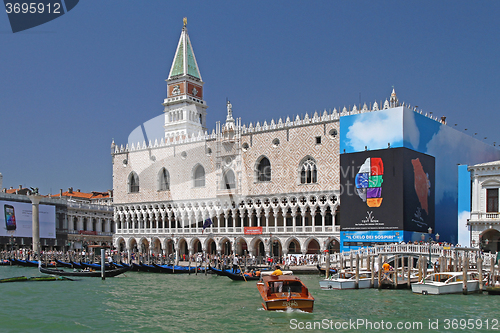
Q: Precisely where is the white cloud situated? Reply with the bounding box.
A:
[457,210,470,247]
[403,110,420,150]
[346,110,404,151]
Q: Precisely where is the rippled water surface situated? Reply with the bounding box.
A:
[1,266,499,332]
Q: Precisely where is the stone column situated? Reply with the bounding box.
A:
[274,209,279,232]
[301,211,307,232]
[321,209,326,232]
[28,194,44,254]
[264,210,270,234]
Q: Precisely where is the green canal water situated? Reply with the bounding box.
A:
[1,266,499,333]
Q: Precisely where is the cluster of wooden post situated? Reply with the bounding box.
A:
[324,249,497,293]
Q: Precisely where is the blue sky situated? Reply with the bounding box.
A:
[1,1,500,194]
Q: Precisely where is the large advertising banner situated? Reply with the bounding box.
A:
[402,149,435,233]
[340,147,435,234]
[0,201,56,238]
[340,106,500,243]
[340,148,405,231]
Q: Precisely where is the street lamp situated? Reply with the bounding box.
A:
[421,227,440,269]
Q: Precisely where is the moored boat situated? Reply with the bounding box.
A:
[210,266,259,281]
[152,263,202,274]
[319,270,377,290]
[39,266,129,278]
[0,259,12,266]
[81,262,116,271]
[69,261,84,269]
[486,286,500,295]
[257,271,314,312]
[316,264,337,276]
[10,259,56,268]
[0,275,72,283]
[55,259,73,268]
[411,272,480,295]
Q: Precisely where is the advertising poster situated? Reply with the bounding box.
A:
[0,201,56,238]
[340,147,435,235]
[402,149,435,233]
[340,148,405,231]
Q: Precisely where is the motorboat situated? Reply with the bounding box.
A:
[257,271,314,312]
[411,272,480,295]
[319,270,377,290]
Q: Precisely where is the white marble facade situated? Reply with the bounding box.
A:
[468,160,500,252]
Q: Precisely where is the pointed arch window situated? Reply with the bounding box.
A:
[300,157,317,184]
[194,165,205,187]
[256,156,271,182]
[128,172,139,193]
[158,168,170,191]
[222,169,236,189]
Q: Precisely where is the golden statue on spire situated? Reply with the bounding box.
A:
[183,17,187,27]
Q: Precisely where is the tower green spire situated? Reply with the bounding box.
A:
[168,18,201,80]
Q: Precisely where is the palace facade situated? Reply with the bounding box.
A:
[111,21,403,260]
[468,161,500,252]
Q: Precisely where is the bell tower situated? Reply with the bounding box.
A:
[163,18,208,138]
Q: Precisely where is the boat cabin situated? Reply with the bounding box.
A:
[424,272,479,283]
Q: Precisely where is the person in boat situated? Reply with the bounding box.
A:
[382,261,393,282]
[271,265,284,292]
[232,255,239,274]
[244,269,255,277]
[271,265,283,276]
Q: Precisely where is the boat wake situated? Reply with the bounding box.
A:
[272,307,310,314]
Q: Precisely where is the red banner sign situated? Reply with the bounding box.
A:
[79,230,97,235]
[244,227,262,235]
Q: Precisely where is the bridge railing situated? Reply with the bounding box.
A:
[326,244,496,268]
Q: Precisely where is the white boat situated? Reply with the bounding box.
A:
[319,271,377,290]
[411,272,480,295]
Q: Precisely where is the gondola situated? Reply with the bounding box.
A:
[113,262,125,268]
[10,259,56,268]
[0,260,12,266]
[70,261,84,269]
[55,259,73,268]
[209,266,240,276]
[225,271,260,281]
[139,262,161,273]
[39,266,129,277]
[118,261,130,268]
[81,262,116,271]
[130,262,147,272]
[209,266,259,281]
[152,263,201,274]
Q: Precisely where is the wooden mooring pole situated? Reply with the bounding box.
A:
[370,256,375,288]
[462,255,469,295]
[407,255,413,288]
[377,255,382,289]
[325,251,330,279]
[477,256,483,292]
[355,254,360,289]
[394,255,398,288]
[101,249,105,280]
